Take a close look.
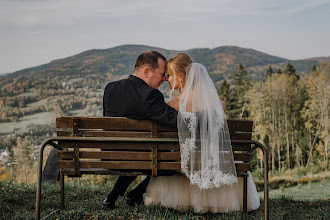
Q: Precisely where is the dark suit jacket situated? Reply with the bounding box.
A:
[103,75,177,128]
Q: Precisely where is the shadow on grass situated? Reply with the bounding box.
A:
[0,181,329,220]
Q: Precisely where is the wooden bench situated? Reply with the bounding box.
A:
[35,117,269,220]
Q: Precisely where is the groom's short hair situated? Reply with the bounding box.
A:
[135,51,166,71]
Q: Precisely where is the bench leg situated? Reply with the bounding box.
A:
[60,171,65,210]
[243,176,248,213]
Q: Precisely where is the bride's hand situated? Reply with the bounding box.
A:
[221,101,226,112]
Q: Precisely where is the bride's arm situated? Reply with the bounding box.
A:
[167,97,180,111]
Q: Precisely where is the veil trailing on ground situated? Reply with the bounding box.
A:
[178,63,237,189]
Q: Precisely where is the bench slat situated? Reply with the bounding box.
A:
[60,168,249,177]
[227,120,253,132]
[234,153,251,162]
[232,144,251,151]
[58,142,181,151]
[57,130,252,140]
[57,117,153,131]
[158,162,251,171]
[158,152,180,160]
[59,151,151,160]
[57,117,253,133]
[59,160,152,169]
[59,161,250,171]
[58,142,251,152]
[57,130,153,138]
[59,151,250,162]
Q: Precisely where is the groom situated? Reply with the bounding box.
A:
[102,51,178,209]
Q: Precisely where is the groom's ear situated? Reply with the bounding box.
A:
[143,67,149,78]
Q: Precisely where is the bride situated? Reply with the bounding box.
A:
[144,53,260,213]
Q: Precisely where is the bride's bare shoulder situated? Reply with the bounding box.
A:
[167,97,180,111]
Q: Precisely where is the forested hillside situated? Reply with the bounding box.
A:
[0,44,328,184]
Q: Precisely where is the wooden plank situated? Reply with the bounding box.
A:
[229,132,252,140]
[57,129,251,141]
[57,117,153,131]
[58,141,249,152]
[73,144,79,175]
[158,132,178,138]
[235,163,250,171]
[227,120,253,132]
[152,145,157,176]
[61,168,147,176]
[158,162,181,170]
[58,151,73,159]
[59,151,152,160]
[59,160,249,172]
[72,118,79,136]
[157,162,250,171]
[232,144,251,151]
[158,119,253,132]
[57,130,73,137]
[58,141,180,151]
[58,142,249,152]
[158,152,180,161]
[59,151,249,162]
[56,117,253,133]
[57,130,153,138]
[234,153,250,162]
[59,161,152,169]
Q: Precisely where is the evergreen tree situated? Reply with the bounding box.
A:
[230,63,250,119]
[312,64,317,71]
[219,79,230,104]
[277,68,282,74]
[219,79,231,116]
[285,62,299,79]
[234,63,248,86]
[266,65,274,77]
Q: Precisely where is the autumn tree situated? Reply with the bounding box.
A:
[302,64,330,165]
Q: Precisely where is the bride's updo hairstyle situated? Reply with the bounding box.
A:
[166,53,193,97]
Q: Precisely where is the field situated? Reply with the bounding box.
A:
[0,178,329,220]
[0,112,55,134]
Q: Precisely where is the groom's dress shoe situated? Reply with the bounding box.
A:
[102,198,116,210]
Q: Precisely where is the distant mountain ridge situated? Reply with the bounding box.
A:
[306,56,330,63]
[1,45,319,84]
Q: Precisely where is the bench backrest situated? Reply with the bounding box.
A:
[56,117,253,176]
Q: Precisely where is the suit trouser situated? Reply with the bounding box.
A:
[107,175,151,202]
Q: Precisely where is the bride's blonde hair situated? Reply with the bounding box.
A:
[166,53,193,98]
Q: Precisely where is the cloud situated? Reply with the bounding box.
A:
[0,0,329,73]
[1,0,329,29]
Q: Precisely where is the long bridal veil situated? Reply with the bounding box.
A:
[178,63,237,189]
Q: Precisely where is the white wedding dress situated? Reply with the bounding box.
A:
[144,171,260,213]
[144,63,260,213]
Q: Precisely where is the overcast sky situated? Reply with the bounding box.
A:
[1,0,329,74]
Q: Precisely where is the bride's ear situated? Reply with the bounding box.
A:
[179,73,185,83]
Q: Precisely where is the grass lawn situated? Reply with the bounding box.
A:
[0,180,329,220]
[259,178,330,201]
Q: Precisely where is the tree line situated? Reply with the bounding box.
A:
[221,62,329,173]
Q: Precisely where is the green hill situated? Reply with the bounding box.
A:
[1,44,318,84]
